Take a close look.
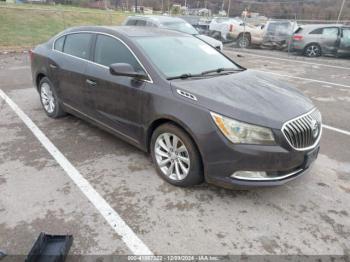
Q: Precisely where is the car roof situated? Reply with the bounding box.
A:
[128,15,185,23]
[300,23,344,29]
[62,25,188,37]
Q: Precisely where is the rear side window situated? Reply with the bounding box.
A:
[54,36,65,52]
[94,34,143,72]
[63,33,92,60]
[309,28,323,34]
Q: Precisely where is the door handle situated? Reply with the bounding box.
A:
[49,63,57,69]
[86,79,97,86]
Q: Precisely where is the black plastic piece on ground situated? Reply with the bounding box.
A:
[25,233,73,262]
[0,250,6,260]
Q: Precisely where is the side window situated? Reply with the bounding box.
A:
[146,21,157,27]
[54,36,65,52]
[126,19,137,26]
[94,34,143,72]
[309,28,323,34]
[342,28,350,45]
[63,33,92,60]
[136,20,147,26]
[322,27,339,37]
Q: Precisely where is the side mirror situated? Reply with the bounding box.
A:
[109,63,147,80]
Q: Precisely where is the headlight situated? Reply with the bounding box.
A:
[210,112,275,145]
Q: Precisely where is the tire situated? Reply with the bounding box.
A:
[39,77,66,118]
[303,44,321,57]
[237,34,251,48]
[150,123,203,187]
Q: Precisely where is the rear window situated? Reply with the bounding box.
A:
[63,33,92,60]
[294,27,303,34]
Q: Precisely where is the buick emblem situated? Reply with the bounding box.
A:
[310,119,319,138]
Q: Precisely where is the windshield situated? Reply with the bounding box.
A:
[135,36,240,78]
[160,21,198,35]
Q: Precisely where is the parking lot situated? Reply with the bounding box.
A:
[0,48,349,258]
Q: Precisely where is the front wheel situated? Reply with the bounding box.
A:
[151,123,203,187]
[304,44,321,57]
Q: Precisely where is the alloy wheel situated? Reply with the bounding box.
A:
[238,37,249,48]
[154,133,190,181]
[40,82,55,114]
[305,45,320,57]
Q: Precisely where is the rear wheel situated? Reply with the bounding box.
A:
[151,123,203,187]
[39,77,66,118]
[237,34,251,48]
[304,44,321,57]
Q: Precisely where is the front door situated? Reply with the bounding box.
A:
[84,34,149,143]
[337,27,350,56]
[320,27,340,54]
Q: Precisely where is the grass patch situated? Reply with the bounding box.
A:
[0,4,129,50]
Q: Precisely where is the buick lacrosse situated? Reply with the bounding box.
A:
[30,26,322,188]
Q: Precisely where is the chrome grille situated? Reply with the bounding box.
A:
[282,109,322,150]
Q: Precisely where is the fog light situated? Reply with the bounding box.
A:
[231,171,267,180]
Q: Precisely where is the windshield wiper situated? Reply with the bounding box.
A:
[167,73,202,80]
[201,67,244,75]
[167,68,244,80]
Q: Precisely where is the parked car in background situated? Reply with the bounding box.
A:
[179,16,211,35]
[227,22,264,48]
[262,20,298,49]
[291,24,350,57]
[209,17,243,42]
[30,26,322,189]
[123,16,223,50]
[227,20,297,49]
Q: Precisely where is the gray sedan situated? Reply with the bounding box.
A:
[30,26,322,189]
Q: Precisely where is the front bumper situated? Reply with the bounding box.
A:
[206,163,313,189]
[199,126,320,188]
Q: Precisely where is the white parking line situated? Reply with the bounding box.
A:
[255,70,350,89]
[8,66,30,70]
[0,89,153,256]
[227,50,350,71]
[323,125,350,136]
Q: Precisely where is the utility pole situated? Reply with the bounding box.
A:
[135,0,137,13]
[227,0,231,17]
[337,0,346,23]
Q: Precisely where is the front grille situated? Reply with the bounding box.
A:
[282,109,322,150]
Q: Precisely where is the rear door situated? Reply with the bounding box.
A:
[320,27,340,54]
[52,32,93,112]
[84,34,149,143]
[337,27,350,56]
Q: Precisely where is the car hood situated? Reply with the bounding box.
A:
[170,69,314,129]
[195,34,222,48]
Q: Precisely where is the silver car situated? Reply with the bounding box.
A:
[123,15,223,51]
[291,24,350,57]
